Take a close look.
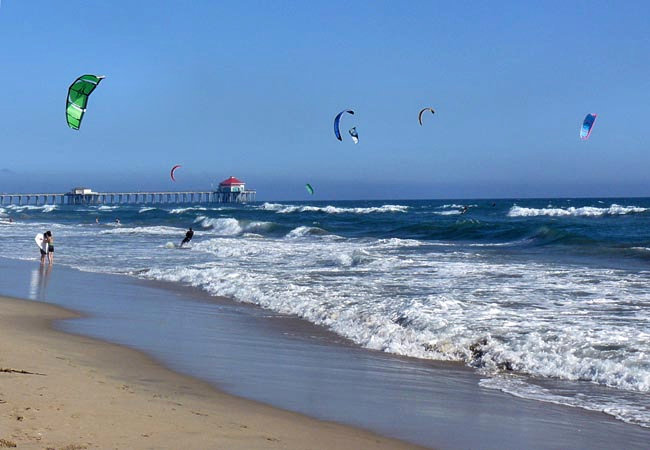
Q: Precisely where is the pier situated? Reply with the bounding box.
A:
[0,190,255,206]
[0,177,256,206]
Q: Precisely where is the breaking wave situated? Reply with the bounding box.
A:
[508,204,648,217]
[285,226,329,238]
[193,216,277,236]
[5,204,58,213]
[261,202,409,214]
[99,225,185,235]
[169,206,208,214]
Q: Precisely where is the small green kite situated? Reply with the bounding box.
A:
[305,183,314,195]
[66,74,105,130]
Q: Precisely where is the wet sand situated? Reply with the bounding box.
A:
[0,294,419,449]
[1,257,650,449]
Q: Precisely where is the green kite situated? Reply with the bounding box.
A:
[66,74,105,130]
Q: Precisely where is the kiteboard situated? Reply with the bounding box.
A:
[34,233,47,253]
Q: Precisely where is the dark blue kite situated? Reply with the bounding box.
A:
[334,110,355,141]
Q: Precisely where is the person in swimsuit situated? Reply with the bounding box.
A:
[180,227,194,247]
[45,231,54,264]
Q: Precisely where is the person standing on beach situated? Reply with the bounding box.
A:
[45,231,54,264]
[180,227,194,247]
[38,232,47,264]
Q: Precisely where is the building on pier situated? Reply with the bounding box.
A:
[215,176,256,203]
[65,187,99,205]
[71,187,96,195]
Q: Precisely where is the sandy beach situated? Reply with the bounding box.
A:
[0,294,419,449]
[1,258,650,449]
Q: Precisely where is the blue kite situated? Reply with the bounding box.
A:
[580,113,597,140]
[334,110,355,141]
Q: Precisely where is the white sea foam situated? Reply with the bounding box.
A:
[437,204,477,209]
[370,238,424,248]
[261,202,409,214]
[245,221,274,233]
[169,206,207,214]
[194,216,276,236]
[99,225,185,235]
[139,207,157,213]
[285,226,329,238]
[97,205,118,211]
[508,204,647,217]
[139,237,650,414]
[434,210,462,216]
[480,377,650,428]
[5,204,57,213]
[194,217,242,235]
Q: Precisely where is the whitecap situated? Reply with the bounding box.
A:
[260,202,408,214]
[508,204,647,217]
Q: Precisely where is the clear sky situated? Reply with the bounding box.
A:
[1,1,649,200]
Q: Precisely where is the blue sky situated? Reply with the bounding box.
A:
[1,1,649,200]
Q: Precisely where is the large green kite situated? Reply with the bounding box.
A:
[66,74,105,130]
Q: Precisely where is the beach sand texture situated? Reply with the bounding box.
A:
[0,295,420,450]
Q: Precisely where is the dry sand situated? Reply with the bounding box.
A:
[0,295,422,449]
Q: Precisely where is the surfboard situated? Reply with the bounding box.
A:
[34,233,47,252]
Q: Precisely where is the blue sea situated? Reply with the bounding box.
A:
[2,198,650,427]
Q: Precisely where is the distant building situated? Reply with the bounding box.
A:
[65,187,99,205]
[215,176,256,203]
[70,187,96,195]
[218,176,245,193]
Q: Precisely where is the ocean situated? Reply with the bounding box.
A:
[2,197,650,428]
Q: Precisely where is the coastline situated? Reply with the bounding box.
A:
[1,257,650,449]
[0,294,419,449]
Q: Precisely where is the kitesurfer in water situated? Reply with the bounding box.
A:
[180,227,194,247]
[461,206,469,214]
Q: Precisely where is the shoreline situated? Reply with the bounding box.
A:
[1,257,650,449]
[0,293,420,449]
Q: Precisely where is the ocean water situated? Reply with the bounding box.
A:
[2,198,650,427]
